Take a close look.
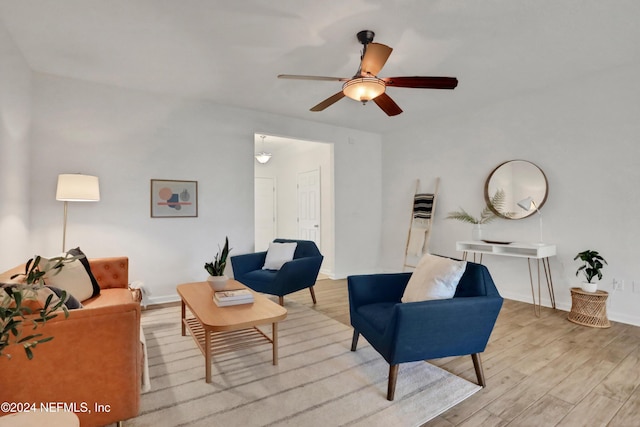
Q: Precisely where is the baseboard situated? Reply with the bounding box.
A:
[147,294,181,306]
[499,290,640,327]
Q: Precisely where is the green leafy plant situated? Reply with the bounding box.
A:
[1,253,80,360]
[204,237,231,276]
[446,189,512,224]
[574,250,607,283]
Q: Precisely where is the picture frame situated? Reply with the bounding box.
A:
[150,179,198,218]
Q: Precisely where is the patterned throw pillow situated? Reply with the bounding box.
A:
[1,283,61,312]
[42,247,100,302]
[1,283,82,311]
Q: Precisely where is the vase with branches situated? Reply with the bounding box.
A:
[1,252,80,360]
[446,189,511,224]
[446,189,512,240]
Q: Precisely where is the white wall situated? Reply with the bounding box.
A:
[381,63,640,326]
[24,74,381,303]
[0,24,31,266]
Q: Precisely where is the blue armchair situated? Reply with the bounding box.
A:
[348,261,503,400]
[231,239,323,306]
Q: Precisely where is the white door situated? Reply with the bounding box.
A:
[297,169,320,246]
[255,177,276,251]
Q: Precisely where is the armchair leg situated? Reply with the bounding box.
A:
[309,286,317,304]
[350,330,359,351]
[471,353,486,387]
[278,296,284,306]
[387,364,399,401]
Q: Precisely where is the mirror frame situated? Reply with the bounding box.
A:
[484,160,548,220]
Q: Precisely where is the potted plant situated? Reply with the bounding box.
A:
[1,253,79,360]
[204,236,231,291]
[574,250,607,293]
[446,189,511,240]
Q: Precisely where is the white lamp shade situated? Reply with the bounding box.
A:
[517,196,536,212]
[56,174,100,201]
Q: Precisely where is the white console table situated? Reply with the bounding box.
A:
[456,241,557,316]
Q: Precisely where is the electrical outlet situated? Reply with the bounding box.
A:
[612,279,625,291]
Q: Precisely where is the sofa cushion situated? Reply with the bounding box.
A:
[262,242,297,270]
[243,269,278,283]
[42,247,101,302]
[401,254,467,302]
[82,288,135,309]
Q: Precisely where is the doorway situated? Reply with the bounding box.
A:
[297,168,321,247]
[254,134,334,277]
[254,177,276,252]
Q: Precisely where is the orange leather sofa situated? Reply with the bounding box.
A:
[0,257,141,427]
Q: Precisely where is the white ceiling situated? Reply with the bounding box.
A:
[1,0,638,135]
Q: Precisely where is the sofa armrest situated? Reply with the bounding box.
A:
[89,257,129,290]
[273,255,324,290]
[0,300,141,427]
[348,273,412,310]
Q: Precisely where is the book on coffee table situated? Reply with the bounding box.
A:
[213,289,254,307]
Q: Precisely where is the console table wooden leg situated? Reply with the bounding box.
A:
[272,322,278,365]
[205,330,212,383]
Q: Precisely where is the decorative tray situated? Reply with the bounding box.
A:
[481,240,512,245]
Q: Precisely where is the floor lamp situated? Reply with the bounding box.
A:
[517,196,544,245]
[56,174,100,252]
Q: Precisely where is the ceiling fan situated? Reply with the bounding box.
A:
[278,30,458,116]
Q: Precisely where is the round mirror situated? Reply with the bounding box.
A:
[484,160,548,220]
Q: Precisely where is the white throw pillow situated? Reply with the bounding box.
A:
[401,254,467,303]
[262,242,298,270]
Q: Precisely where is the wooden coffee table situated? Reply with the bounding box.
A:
[177,280,287,383]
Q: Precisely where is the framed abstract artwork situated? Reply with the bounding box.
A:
[150,179,198,218]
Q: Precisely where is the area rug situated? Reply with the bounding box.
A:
[128,301,481,427]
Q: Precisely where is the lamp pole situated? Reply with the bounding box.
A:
[62,201,69,252]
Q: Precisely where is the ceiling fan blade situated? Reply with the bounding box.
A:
[310,91,346,112]
[360,43,393,76]
[383,76,458,89]
[373,93,403,116]
[278,74,349,82]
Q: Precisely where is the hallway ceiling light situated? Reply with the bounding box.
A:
[255,135,272,164]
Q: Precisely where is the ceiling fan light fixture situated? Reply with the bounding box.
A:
[342,77,385,103]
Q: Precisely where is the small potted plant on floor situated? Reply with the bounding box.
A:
[574,249,607,293]
[204,236,231,291]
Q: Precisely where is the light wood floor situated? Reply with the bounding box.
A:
[286,278,640,427]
